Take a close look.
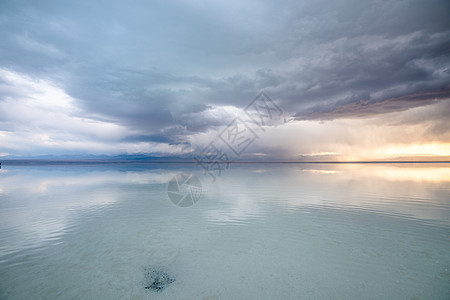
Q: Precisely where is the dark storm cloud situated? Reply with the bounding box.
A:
[295,90,450,120]
[288,31,450,120]
[0,0,449,155]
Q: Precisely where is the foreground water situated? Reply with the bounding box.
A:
[0,163,449,299]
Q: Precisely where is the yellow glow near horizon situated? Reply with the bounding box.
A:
[299,143,450,161]
[349,164,450,183]
[300,164,450,183]
[373,143,450,158]
[373,166,450,182]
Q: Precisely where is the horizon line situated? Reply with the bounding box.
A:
[1,159,450,165]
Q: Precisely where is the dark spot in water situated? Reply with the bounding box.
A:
[144,267,175,292]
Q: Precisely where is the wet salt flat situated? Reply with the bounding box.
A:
[0,163,449,299]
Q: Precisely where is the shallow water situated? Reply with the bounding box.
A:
[0,163,449,299]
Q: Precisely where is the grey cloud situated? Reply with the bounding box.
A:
[120,134,175,144]
[285,31,450,119]
[296,90,450,120]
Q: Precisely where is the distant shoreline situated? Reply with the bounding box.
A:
[1,159,449,166]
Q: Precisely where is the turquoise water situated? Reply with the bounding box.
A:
[0,163,449,299]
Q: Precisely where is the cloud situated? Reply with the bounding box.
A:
[0,68,190,156]
[0,0,449,157]
[296,90,450,120]
[237,99,450,161]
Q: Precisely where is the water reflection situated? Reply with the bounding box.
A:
[0,163,449,299]
[1,163,449,255]
[203,163,450,226]
[0,166,178,257]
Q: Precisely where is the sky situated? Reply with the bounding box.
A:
[0,0,449,161]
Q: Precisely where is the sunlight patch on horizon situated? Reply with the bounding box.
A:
[374,143,450,157]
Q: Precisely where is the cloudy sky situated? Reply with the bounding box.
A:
[0,0,449,160]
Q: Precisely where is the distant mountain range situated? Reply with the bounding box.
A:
[1,153,449,164]
[0,154,194,165]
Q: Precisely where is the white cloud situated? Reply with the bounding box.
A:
[0,69,188,156]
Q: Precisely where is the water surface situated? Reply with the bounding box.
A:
[0,163,449,299]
